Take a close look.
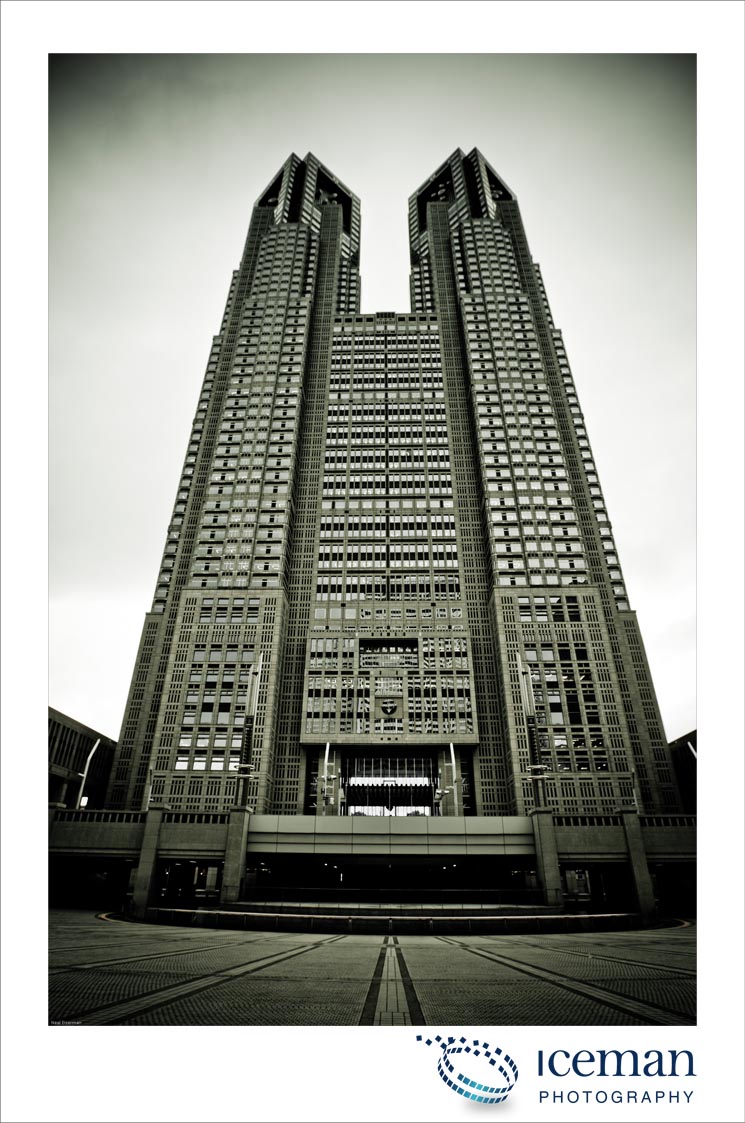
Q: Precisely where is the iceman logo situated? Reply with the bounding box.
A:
[417,1035,519,1105]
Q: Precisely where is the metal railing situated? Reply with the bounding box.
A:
[639,815,696,828]
[161,812,230,825]
[554,815,622,827]
[52,810,146,824]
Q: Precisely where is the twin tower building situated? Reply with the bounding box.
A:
[98,150,687,905]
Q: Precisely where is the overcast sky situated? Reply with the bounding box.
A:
[48,52,696,742]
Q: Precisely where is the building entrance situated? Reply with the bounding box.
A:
[306,745,475,815]
[342,752,436,817]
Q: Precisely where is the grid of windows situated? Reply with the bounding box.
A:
[301,314,478,748]
[108,149,680,819]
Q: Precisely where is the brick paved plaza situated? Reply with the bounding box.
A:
[49,910,695,1027]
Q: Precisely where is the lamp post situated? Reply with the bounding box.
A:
[320,742,337,815]
[517,654,545,810]
[627,766,640,812]
[448,742,459,817]
[75,738,100,810]
[237,655,263,808]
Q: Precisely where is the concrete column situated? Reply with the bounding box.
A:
[620,808,656,918]
[130,807,165,918]
[530,809,563,909]
[220,808,252,904]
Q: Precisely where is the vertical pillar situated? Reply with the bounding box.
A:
[220,808,252,904]
[130,807,165,918]
[530,809,563,909]
[620,808,656,918]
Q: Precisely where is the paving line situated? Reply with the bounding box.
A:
[49,934,280,975]
[62,936,348,1026]
[359,937,426,1026]
[359,937,390,1025]
[50,940,161,953]
[436,937,694,1026]
[391,937,425,1026]
[49,934,231,953]
[485,940,697,978]
[372,939,410,1026]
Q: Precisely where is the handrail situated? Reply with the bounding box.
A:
[162,812,230,825]
[554,815,622,827]
[640,815,696,828]
[52,810,146,824]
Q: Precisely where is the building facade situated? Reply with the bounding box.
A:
[46,150,694,915]
[668,730,697,814]
[107,149,679,826]
[48,707,116,810]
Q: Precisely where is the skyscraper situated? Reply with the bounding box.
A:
[106,149,681,834]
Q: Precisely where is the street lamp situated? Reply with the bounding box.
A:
[526,763,550,809]
[320,742,337,815]
[237,654,263,808]
[434,786,451,816]
[614,766,641,814]
[517,654,546,809]
[75,738,100,810]
[448,742,460,817]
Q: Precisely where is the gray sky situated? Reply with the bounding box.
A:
[49,53,696,742]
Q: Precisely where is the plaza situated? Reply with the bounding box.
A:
[49,910,695,1027]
